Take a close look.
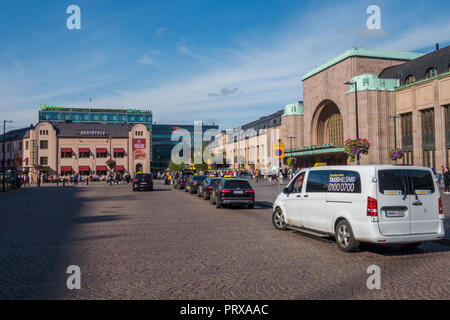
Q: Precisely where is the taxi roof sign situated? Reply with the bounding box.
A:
[313,163,327,167]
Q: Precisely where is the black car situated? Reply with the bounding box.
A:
[211,179,255,209]
[175,171,194,189]
[132,173,153,191]
[185,175,207,194]
[198,177,222,200]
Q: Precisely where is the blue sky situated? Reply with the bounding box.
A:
[1,0,449,130]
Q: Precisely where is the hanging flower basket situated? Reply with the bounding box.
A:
[344,138,370,162]
[389,148,404,162]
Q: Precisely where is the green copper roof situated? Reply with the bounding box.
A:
[302,48,424,81]
[346,74,400,93]
[283,102,304,116]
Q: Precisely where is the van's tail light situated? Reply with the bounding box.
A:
[221,189,232,193]
[367,197,378,221]
[134,179,139,183]
[193,181,198,185]
[245,190,254,194]
[438,197,443,216]
[207,186,214,190]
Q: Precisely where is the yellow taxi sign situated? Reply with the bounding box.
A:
[314,163,327,167]
[273,143,285,159]
[224,175,232,178]
[209,175,215,178]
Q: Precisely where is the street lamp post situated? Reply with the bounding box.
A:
[3,120,13,192]
[345,80,360,165]
[287,136,296,170]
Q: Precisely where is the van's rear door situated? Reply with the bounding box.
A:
[406,169,440,234]
[377,169,410,236]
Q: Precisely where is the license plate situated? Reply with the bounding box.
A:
[385,210,405,218]
[234,190,244,195]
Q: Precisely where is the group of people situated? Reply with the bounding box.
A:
[13,171,138,187]
[160,167,301,187]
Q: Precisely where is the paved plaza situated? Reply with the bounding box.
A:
[0,181,449,299]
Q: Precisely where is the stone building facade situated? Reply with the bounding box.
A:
[212,46,450,171]
[0,122,151,181]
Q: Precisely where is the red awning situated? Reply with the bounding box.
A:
[96,166,107,171]
[79,148,90,153]
[96,148,107,153]
[78,166,91,172]
[113,148,125,153]
[114,165,125,171]
[61,166,72,172]
[61,148,72,153]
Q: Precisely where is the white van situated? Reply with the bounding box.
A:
[272,165,445,252]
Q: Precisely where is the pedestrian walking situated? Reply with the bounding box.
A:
[444,167,450,194]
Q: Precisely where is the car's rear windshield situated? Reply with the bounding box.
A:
[224,180,251,189]
[193,175,207,181]
[378,169,434,195]
[210,179,221,186]
[136,174,152,180]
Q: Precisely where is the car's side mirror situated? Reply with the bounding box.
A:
[283,187,290,194]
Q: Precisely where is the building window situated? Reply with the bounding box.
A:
[40,140,48,149]
[405,75,416,85]
[19,142,23,150]
[114,152,125,158]
[421,108,435,168]
[39,130,48,135]
[61,151,72,158]
[96,152,107,158]
[25,141,29,150]
[445,106,450,149]
[425,68,438,79]
[400,113,413,165]
[40,157,48,166]
[79,152,90,158]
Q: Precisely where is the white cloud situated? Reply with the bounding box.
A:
[137,54,160,68]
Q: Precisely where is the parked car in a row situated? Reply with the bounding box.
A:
[176,174,255,209]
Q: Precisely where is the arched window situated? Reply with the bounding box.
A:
[316,103,344,147]
[405,75,416,85]
[425,68,437,79]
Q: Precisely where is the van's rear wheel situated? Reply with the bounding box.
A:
[335,220,359,252]
[272,208,287,230]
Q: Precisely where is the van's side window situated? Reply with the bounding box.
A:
[327,170,361,193]
[378,170,406,195]
[306,170,330,193]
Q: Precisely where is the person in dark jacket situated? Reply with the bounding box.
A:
[444,167,450,194]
